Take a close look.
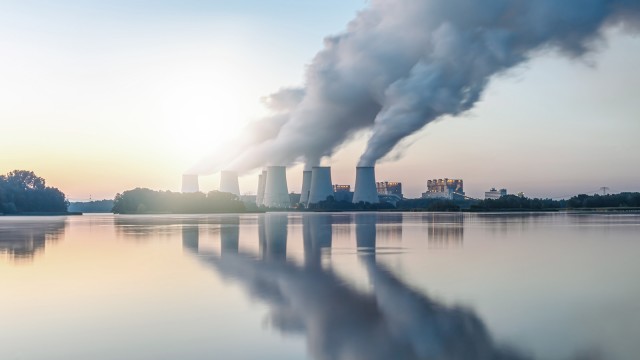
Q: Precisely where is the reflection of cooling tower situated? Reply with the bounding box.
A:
[220,171,240,196]
[256,170,267,206]
[308,167,334,205]
[182,174,199,193]
[355,213,377,250]
[182,225,199,253]
[303,214,333,267]
[221,220,240,255]
[299,170,312,206]
[263,166,290,208]
[353,167,379,204]
[260,213,288,261]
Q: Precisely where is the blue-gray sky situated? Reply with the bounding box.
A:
[1,0,638,199]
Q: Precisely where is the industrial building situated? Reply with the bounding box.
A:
[333,184,353,202]
[485,188,507,199]
[422,178,465,199]
[376,181,403,198]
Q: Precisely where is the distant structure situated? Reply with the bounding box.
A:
[308,167,334,205]
[219,171,240,196]
[182,174,200,193]
[353,167,379,204]
[256,170,267,206]
[299,170,312,206]
[422,178,465,200]
[376,181,403,198]
[485,188,507,200]
[263,166,290,208]
[517,192,525,198]
[333,184,353,202]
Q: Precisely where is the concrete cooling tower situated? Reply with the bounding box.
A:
[256,170,267,206]
[182,174,200,193]
[308,167,334,205]
[219,170,240,196]
[353,167,379,204]
[299,170,312,206]
[262,166,290,208]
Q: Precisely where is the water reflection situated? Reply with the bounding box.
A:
[303,214,332,268]
[0,217,67,261]
[186,213,533,360]
[423,213,464,249]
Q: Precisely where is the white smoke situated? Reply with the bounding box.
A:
[191,0,640,174]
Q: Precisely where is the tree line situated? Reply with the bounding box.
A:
[0,170,68,214]
[111,188,246,214]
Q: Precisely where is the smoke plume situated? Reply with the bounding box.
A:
[192,0,640,174]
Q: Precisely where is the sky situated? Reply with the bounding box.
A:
[1,0,639,200]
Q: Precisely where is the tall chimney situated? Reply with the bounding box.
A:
[219,170,240,196]
[263,166,290,208]
[182,174,200,193]
[353,166,379,204]
[256,170,267,206]
[299,170,312,206]
[308,166,334,205]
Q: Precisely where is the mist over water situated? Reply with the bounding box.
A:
[190,0,640,175]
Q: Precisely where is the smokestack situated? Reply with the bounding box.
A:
[308,166,334,205]
[182,174,199,193]
[256,170,267,206]
[299,170,312,206]
[353,166,379,204]
[219,170,240,196]
[263,166,290,208]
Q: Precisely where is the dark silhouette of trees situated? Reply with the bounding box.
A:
[0,170,68,214]
[112,188,246,214]
[469,195,563,211]
[567,193,640,208]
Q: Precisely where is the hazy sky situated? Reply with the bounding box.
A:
[1,0,639,200]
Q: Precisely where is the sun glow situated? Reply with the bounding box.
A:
[157,58,268,168]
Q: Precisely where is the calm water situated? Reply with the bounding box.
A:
[1,212,639,360]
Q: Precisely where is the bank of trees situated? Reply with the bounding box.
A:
[0,170,68,214]
[112,188,246,214]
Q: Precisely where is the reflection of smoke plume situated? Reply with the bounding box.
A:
[192,0,640,173]
[200,253,531,359]
[193,213,535,360]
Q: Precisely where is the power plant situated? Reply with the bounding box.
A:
[256,170,267,206]
[182,174,200,193]
[307,166,334,205]
[219,171,240,196]
[299,170,312,206]
[262,166,290,208]
[353,166,379,204]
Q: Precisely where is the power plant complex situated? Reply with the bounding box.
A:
[182,168,482,208]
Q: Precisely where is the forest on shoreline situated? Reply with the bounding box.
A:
[0,170,69,215]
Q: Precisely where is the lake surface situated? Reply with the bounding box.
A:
[1,212,639,360]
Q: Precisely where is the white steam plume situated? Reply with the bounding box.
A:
[192,0,640,174]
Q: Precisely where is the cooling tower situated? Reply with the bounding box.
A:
[256,170,267,206]
[182,174,199,193]
[263,166,290,208]
[352,166,379,204]
[299,170,312,206]
[219,170,240,196]
[308,166,334,205]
